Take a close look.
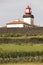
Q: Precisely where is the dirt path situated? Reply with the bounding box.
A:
[0,63,43,65]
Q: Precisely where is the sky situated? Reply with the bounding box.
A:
[0,0,43,27]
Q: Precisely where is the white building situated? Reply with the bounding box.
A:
[23,5,34,25]
[6,5,34,28]
[2,5,39,28]
[6,20,30,28]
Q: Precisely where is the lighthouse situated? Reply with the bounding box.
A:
[23,5,34,25]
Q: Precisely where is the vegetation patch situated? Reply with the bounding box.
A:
[0,36,43,44]
[0,44,43,62]
[0,44,43,52]
[0,63,43,65]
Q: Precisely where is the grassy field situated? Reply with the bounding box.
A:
[0,44,43,52]
[0,35,43,39]
[0,63,43,65]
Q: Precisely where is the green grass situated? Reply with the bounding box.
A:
[0,35,43,39]
[0,44,43,52]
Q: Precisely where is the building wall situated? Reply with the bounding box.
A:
[7,24,24,28]
[23,18,31,24]
[31,18,34,25]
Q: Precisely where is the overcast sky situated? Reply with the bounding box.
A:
[0,0,43,26]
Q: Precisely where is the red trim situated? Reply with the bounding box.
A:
[7,21,29,25]
[26,5,31,9]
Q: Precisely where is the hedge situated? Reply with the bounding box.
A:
[0,51,43,58]
[0,51,43,62]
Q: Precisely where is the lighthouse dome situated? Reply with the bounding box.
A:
[26,5,31,9]
[23,5,34,25]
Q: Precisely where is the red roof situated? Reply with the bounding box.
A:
[6,20,39,28]
[26,5,31,9]
[1,26,7,28]
[33,25,40,27]
[6,21,29,25]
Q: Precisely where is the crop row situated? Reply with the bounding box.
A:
[0,37,43,44]
[0,52,43,62]
[0,51,43,58]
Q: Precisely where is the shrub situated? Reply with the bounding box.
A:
[0,52,43,62]
[15,33,22,37]
[0,51,43,58]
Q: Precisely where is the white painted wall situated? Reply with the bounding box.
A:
[7,24,24,28]
[23,18,34,25]
[23,18,31,24]
[31,18,34,25]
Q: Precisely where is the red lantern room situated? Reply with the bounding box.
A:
[25,5,31,15]
[23,5,34,25]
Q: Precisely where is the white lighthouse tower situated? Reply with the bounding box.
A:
[23,5,34,25]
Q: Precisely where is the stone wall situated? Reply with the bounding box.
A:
[0,38,43,44]
[0,27,43,36]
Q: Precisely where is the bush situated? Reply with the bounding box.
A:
[0,51,43,58]
[15,33,22,37]
[0,51,43,62]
